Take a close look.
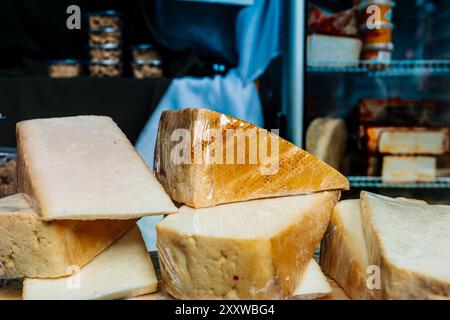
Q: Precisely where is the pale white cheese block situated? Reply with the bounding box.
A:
[379,129,447,155]
[320,199,377,300]
[307,35,362,67]
[292,259,331,300]
[16,115,177,220]
[157,191,340,300]
[23,226,157,300]
[0,194,136,279]
[360,191,450,299]
[382,156,436,183]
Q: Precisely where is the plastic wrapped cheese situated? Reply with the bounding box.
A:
[320,199,377,300]
[157,191,340,300]
[0,194,135,279]
[154,108,348,208]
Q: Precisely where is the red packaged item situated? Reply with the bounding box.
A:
[308,7,359,38]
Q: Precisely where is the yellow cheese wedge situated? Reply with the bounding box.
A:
[154,108,349,208]
[0,194,135,279]
[23,226,157,300]
[17,115,177,220]
[361,191,450,299]
[157,191,340,299]
[320,199,378,300]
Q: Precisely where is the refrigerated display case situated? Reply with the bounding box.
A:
[304,0,450,203]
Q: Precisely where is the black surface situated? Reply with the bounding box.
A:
[0,76,171,146]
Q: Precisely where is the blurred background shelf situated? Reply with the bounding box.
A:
[308,60,450,77]
[348,176,450,189]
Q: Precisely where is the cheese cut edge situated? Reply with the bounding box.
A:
[360,191,450,299]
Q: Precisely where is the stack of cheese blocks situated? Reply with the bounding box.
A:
[321,191,450,299]
[0,116,178,300]
[153,108,350,299]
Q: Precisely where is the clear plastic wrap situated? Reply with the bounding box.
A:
[320,199,377,300]
[153,108,349,208]
[156,191,340,300]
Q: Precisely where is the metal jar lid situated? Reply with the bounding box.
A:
[357,0,395,10]
[363,42,394,51]
[360,21,394,32]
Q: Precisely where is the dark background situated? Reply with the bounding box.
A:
[0,0,243,147]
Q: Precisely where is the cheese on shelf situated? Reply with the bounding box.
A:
[360,191,450,299]
[154,108,349,208]
[379,129,448,155]
[306,118,347,170]
[23,226,157,300]
[0,194,135,279]
[320,199,377,300]
[16,115,177,220]
[382,156,436,183]
[292,259,331,300]
[157,191,340,300]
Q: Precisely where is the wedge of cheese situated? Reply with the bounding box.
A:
[154,108,349,208]
[306,117,347,170]
[382,156,436,183]
[16,115,177,220]
[0,194,135,279]
[360,191,450,299]
[292,259,331,300]
[157,191,340,299]
[23,226,157,300]
[320,199,377,300]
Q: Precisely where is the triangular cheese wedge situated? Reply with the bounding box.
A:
[157,191,340,299]
[360,191,450,299]
[320,199,378,300]
[17,116,177,220]
[0,194,135,279]
[154,108,348,208]
[292,259,332,300]
[23,226,157,300]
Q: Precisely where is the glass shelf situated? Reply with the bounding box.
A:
[307,60,450,77]
[347,176,450,189]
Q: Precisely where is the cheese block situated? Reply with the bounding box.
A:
[320,199,377,300]
[16,115,177,220]
[154,108,348,208]
[379,129,448,155]
[364,126,449,155]
[292,259,331,300]
[382,156,436,183]
[157,191,340,299]
[0,194,135,279]
[306,118,347,170]
[23,226,157,300]
[360,191,450,299]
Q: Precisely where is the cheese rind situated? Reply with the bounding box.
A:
[292,259,331,300]
[17,115,177,220]
[154,108,349,208]
[320,199,378,300]
[360,191,450,299]
[23,226,157,300]
[157,191,340,300]
[306,118,347,170]
[0,194,135,279]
